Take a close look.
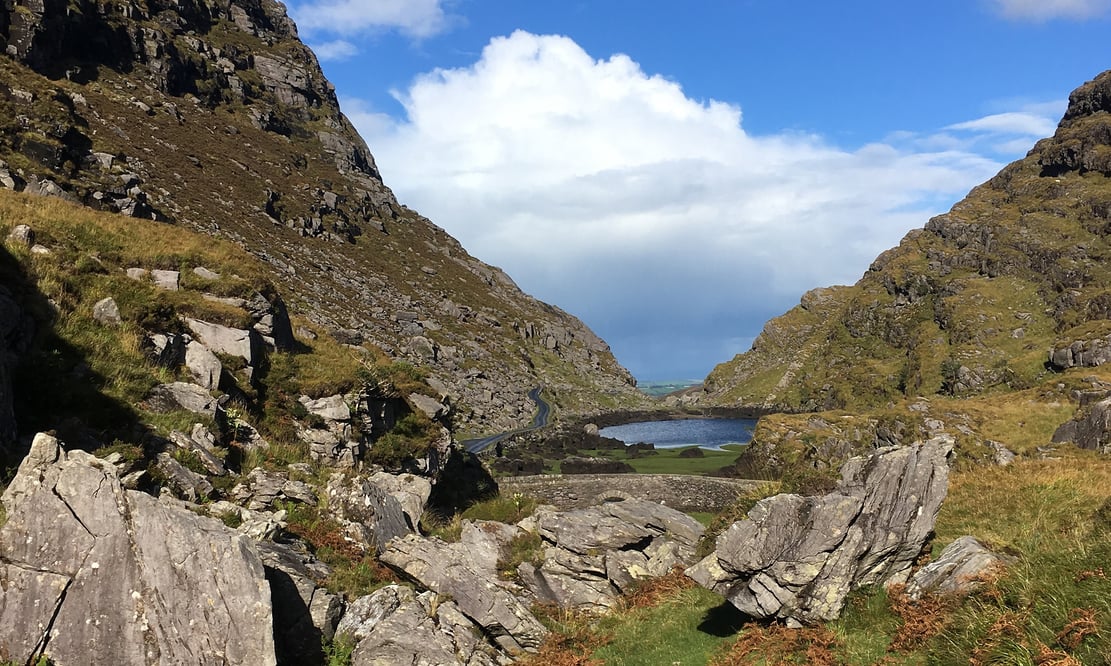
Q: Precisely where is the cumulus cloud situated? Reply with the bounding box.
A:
[990,0,1111,20]
[310,39,359,61]
[286,0,448,39]
[350,31,1056,379]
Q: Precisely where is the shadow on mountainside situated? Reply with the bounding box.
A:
[0,240,150,469]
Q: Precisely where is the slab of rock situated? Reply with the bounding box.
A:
[185,339,223,390]
[688,436,953,626]
[408,392,447,420]
[300,394,350,421]
[147,381,219,415]
[380,534,548,655]
[257,542,343,665]
[151,268,180,291]
[185,318,260,369]
[0,433,276,665]
[6,224,33,247]
[194,266,221,280]
[92,296,121,326]
[339,585,506,666]
[906,536,1010,599]
[326,474,411,553]
[369,471,432,530]
[1052,396,1111,454]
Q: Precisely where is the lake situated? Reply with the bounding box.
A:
[598,418,757,451]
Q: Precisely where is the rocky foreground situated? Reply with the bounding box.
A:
[0,429,1008,665]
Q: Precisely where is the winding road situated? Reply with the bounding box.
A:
[462,386,549,453]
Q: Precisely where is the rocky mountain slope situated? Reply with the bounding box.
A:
[700,70,1111,413]
[0,0,646,435]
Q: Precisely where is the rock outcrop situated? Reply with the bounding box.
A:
[906,535,1010,600]
[0,433,277,665]
[1051,395,1111,454]
[687,436,953,626]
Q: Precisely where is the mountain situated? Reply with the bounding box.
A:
[0,0,646,435]
[700,69,1111,413]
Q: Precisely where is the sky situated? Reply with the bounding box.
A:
[280,0,1111,382]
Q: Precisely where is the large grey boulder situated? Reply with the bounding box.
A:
[325,474,411,553]
[0,433,276,665]
[380,534,548,655]
[185,340,223,390]
[338,585,506,666]
[1052,396,1111,454]
[185,318,262,372]
[688,436,953,626]
[520,499,705,611]
[369,471,432,530]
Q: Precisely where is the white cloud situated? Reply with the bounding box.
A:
[946,111,1058,136]
[349,31,1053,379]
[311,39,359,61]
[286,0,448,39]
[991,0,1111,20]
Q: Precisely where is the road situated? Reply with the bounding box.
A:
[462,386,549,453]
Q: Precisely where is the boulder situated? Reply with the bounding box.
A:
[6,224,33,247]
[185,339,223,390]
[142,332,187,367]
[906,536,1010,599]
[155,451,215,501]
[0,433,276,665]
[380,534,548,655]
[92,296,121,326]
[368,471,432,530]
[257,542,343,666]
[151,269,180,291]
[1052,396,1111,454]
[185,318,261,370]
[325,474,411,553]
[408,392,447,420]
[687,436,953,626]
[147,381,219,415]
[300,394,351,421]
[338,585,505,666]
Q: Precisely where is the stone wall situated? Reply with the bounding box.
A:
[499,474,764,513]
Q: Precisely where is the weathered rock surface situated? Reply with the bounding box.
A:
[688,436,953,626]
[92,296,121,325]
[0,433,276,665]
[325,473,411,553]
[1052,396,1111,454]
[380,534,548,655]
[368,471,432,530]
[338,585,507,666]
[257,541,344,666]
[906,536,1010,599]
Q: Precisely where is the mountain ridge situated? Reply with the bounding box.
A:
[0,0,647,434]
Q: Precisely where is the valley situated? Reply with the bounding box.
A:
[0,1,1108,665]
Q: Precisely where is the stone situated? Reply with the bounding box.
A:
[380,534,548,655]
[92,296,121,326]
[147,381,219,416]
[0,433,276,665]
[142,332,186,367]
[300,394,351,421]
[257,542,343,665]
[155,451,215,502]
[168,430,226,476]
[1052,396,1111,454]
[985,440,1016,466]
[6,224,33,247]
[906,536,1010,600]
[326,474,411,553]
[30,244,51,255]
[185,318,260,369]
[339,585,506,666]
[151,269,180,291]
[687,436,953,625]
[126,267,148,281]
[368,471,432,530]
[185,340,223,390]
[194,266,221,280]
[408,392,447,420]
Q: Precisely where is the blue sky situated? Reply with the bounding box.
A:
[282,0,1111,382]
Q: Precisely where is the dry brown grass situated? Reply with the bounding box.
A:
[518,605,610,666]
[885,584,954,652]
[709,623,841,666]
[616,567,696,611]
[969,611,1030,666]
[1055,607,1100,651]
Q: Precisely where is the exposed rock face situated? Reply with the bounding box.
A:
[0,433,276,665]
[1051,396,1111,454]
[699,69,1111,415]
[0,0,647,433]
[687,436,953,626]
[325,473,412,553]
[337,585,506,666]
[520,499,706,611]
[906,536,1010,600]
[381,533,548,655]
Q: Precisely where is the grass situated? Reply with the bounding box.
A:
[568,446,743,476]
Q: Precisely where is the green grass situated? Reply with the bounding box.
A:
[571,446,743,476]
[591,587,742,665]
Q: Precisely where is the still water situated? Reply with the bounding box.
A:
[598,418,756,451]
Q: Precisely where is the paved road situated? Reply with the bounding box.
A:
[462,386,549,453]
